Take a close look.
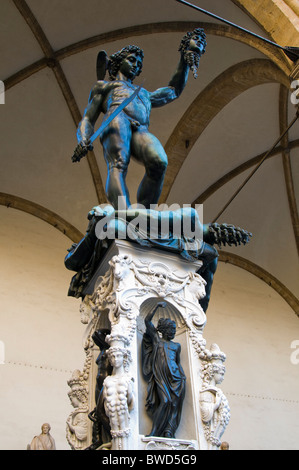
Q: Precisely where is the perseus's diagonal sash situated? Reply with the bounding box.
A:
[72,85,142,162]
[89,85,142,145]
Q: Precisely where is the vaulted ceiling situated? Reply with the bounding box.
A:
[1,0,299,314]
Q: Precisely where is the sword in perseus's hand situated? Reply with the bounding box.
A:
[72,85,142,163]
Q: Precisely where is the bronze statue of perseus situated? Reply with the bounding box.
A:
[72,29,207,209]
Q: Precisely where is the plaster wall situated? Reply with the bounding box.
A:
[204,263,299,450]
[0,206,298,450]
[0,207,85,450]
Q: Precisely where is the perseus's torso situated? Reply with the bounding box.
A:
[102,81,151,126]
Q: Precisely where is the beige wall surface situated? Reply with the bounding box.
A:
[0,207,84,450]
[204,263,299,450]
[0,207,298,450]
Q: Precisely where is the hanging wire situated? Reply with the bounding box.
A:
[212,112,299,223]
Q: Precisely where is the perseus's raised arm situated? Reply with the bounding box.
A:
[150,28,206,108]
[149,57,189,108]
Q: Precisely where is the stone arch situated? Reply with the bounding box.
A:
[160,58,290,202]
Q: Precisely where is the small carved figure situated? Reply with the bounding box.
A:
[109,254,135,291]
[142,302,186,438]
[102,347,135,450]
[66,370,89,450]
[28,423,56,450]
[220,441,230,450]
[200,344,230,449]
[72,29,207,209]
[87,329,113,449]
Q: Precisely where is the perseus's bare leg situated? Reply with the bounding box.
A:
[101,114,132,209]
[131,129,168,208]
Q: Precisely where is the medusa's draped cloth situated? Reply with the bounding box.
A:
[142,324,186,437]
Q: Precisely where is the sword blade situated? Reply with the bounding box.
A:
[90,85,142,144]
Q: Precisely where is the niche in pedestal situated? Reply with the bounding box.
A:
[137,297,197,440]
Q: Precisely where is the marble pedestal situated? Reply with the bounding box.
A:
[66,240,230,451]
